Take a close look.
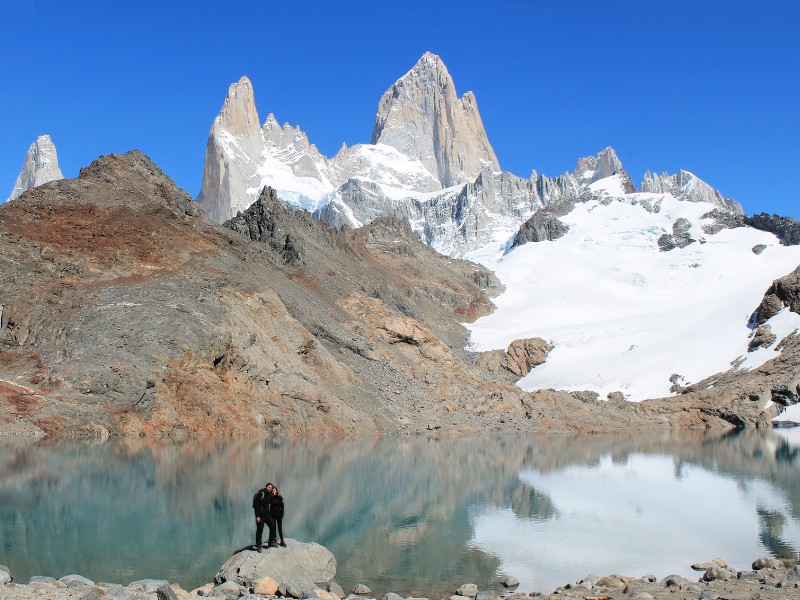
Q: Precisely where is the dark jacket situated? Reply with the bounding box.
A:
[270,494,284,519]
[252,488,272,519]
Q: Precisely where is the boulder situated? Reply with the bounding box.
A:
[475,591,497,600]
[279,574,317,598]
[157,582,181,600]
[329,582,345,598]
[214,580,243,599]
[778,565,800,588]
[60,574,96,588]
[752,556,784,570]
[499,575,519,588]
[215,539,335,589]
[253,576,279,595]
[456,584,478,598]
[129,579,172,592]
[352,584,372,595]
[383,593,404,600]
[702,567,734,581]
[307,590,340,600]
[597,576,626,588]
[691,558,728,571]
[0,565,11,585]
[191,583,215,596]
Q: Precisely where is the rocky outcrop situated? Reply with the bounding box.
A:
[641,169,743,214]
[197,77,266,223]
[658,217,695,251]
[508,211,569,251]
[751,263,800,326]
[701,209,746,235]
[371,52,500,188]
[6,135,63,202]
[215,539,336,590]
[746,213,800,246]
[475,338,552,377]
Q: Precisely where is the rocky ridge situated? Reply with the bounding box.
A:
[6,135,63,202]
[2,150,799,439]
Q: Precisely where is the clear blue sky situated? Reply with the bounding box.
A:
[2,0,798,217]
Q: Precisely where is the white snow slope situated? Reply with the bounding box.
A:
[465,177,800,401]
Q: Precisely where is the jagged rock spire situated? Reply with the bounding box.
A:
[197,76,266,223]
[7,135,63,202]
[641,169,743,214]
[371,51,500,188]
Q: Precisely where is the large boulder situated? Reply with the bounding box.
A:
[215,539,336,589]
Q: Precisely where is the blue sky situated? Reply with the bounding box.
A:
[1,0,798,217]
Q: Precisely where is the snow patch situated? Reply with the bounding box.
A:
[465,196,800,401]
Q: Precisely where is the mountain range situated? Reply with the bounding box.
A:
[3,52,800,437]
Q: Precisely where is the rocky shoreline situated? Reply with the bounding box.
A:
[2,544,799,600]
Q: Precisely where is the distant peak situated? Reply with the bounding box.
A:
[216,76,260,138]
[6,134,64,202]
[371,53,499,187]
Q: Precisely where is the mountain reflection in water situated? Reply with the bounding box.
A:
[0,430,798,596]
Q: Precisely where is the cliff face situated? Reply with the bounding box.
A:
[371,52,500,188]
[6,135,63,202]
[197,77,266,223]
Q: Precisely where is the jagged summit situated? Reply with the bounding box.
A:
[196,60,746,257]
[641,169,743,214]
[197,76,266,223]
[370,51,500,188]
[6,134,64,202]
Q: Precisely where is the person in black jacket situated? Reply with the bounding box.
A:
[252,483,276,552]
[270,485,286,547]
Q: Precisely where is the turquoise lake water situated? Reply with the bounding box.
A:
[1,430,798,596]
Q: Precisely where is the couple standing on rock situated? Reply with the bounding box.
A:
[252,482,286,551]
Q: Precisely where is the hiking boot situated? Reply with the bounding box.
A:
[280,540,287,547]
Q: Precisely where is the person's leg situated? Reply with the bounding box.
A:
[256,519,265,550]
[266,513,277,546]
[277,517,286,546]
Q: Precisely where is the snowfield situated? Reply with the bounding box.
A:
[465,183,800,401]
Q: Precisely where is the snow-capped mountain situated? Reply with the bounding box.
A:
[6,135,63,202]
[197,53,742,257]
[194,51,800,408]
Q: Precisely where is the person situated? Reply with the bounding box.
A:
[270,485,286,547]
[252,483,276,552]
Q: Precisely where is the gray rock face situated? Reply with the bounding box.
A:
[215,539,336,589]
[658,217,695,251]
[508,211,569,250]
[371,52,500,188]
[701,209,746,235]
[641,169,743,214]
[746,213,800,246]
[751,263,800,326]
[198,77,266,223]
[7,135,63,202]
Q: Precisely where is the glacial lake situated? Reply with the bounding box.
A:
[1,430,799,596]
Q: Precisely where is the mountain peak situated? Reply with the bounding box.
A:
[370,53,500,188]
[6,134,64,202]
[198,76,266,223]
